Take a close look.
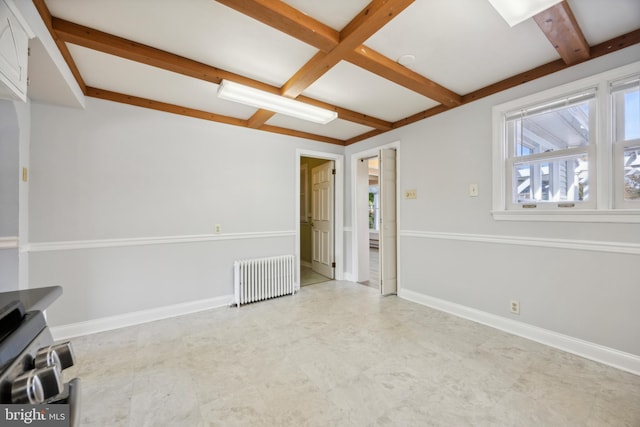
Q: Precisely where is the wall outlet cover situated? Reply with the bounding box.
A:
[404,189,417,199]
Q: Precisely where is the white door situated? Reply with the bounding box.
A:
[379,149,397,295]
[312,161,335,278]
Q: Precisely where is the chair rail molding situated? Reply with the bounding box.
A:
[25,231,296,252]
[400,230,640,255]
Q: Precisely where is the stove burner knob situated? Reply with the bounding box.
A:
[34,341,75,371]
[34,346,62,370]
[35,366,64,400]
[11,370,44,404]
[52,342,76,370]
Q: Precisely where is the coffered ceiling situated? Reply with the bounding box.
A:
[28,0,640,145]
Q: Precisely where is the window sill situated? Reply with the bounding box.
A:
[491,209,640,223]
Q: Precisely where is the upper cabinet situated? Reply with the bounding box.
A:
[0,0,32,102]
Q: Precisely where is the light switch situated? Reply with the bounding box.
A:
[404,189,417,199]
[469,184,479,197]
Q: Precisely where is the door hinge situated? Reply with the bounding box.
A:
[332,262,336,268]
[332,169,336,175]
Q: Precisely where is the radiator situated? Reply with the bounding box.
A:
[233,255,295,306]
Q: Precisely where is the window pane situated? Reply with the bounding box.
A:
[513,155,589,203]
[612,78,640,142]
[624,147,640,201]
[508,99,592,157]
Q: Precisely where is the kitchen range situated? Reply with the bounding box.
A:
[0,287,79,427]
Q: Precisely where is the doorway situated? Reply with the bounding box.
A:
[296,150,344,289]
[358,156,380,290]
[352,143,399,295]
[300,157,333,286]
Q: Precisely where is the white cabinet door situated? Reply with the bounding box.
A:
[0,0,29,101]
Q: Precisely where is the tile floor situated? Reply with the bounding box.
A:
[300,265,331,287]
[64,281,640,426]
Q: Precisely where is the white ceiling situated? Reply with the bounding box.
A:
[28,0,640,143]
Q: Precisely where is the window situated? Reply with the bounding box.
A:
[492,62,640,222]
[612,75,640,208]
[505,89,595,209]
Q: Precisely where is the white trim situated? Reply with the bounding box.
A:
[400,230,640,255]
[295,149,344,287]
[491,209,640,223]
[50,294,233,340]
[24,231,295,252]
[0,237,19,249]
[300,260,312,268]
[399,289,640,376]
[492,61,640,220]
[343,272,356,282]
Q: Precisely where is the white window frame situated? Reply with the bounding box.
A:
[611,74,640,210]
[492,61,640,223]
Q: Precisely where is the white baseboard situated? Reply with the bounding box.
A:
[399,289,640,376]
[51,294,233,341]
[300,260,312,268]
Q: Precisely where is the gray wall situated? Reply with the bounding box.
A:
[345,45,640,356]
[0,100,19,291]
[23,43,640,359]
[28,98,342,326]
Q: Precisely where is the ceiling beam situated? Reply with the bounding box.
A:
[281,0,415,98]
[248,0,415,128]
[215,0,339,53]
[462,28,640,105]
[40,1,640,146]
[296,94,393,131]
[51,18,390,131]
[52,18,267,89]
[217,0,461,114]
[85,87,346,145]
[533,1,590,65]
[246,94,393,131]
[346,46,461,107]
[345,28,640,145]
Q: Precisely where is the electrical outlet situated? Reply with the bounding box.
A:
[510,300,520,315]
[215,224,222,234]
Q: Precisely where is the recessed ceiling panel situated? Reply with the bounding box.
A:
[282,0,370,31]
[304,62,440,123]
[34,0,640,143]
[568,0,640,45]
[46,0,318,87]
[266,114,373,141]
[67,45,258,119]
[365,0,560,95]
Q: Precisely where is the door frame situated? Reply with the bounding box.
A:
[350,141,401,288]
[295,149,344,289]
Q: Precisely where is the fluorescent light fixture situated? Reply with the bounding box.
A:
[217,80,338,124]
[488,0,562,27]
